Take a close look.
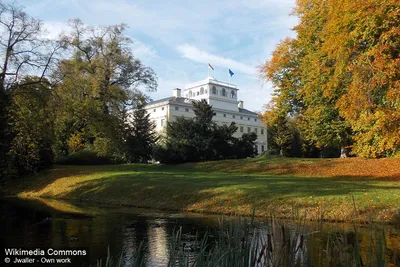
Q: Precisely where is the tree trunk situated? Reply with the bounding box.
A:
[280,147,284,156]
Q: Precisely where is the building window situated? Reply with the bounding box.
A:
[153,109,156,112]
[162,107,165,111]
[233,115,235,118]
[185,108,189,112]
[189,91,193,97]
[205,89,208,94]
[212,86,217,94]
[175,106,179,111]
[261,129,264,135]
[161,119,165,127]
[261,145,265,152]
[254,118,257,122]
[213,112,216,116]
[200,87,204,94]
[240,126,243,133]
[221,88,227,97]
[247,127,251,133]
[248,117,250,121]
[240,116,243,120]
[231,90,235,98]
[223,114,226,117]
[254,128,258,134]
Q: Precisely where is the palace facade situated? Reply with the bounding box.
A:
[145,76,268,154]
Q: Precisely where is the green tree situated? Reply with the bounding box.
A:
[233,132,258,159]
[269,116,293,157]
[0,2,62,180]
[155,100,257,163]
[126,98,158,163]
[52,20,157,161]
[7,77,55,177]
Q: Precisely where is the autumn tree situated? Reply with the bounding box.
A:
[320,0,400,157]
[262,0,399,158]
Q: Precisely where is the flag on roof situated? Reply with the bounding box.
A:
[229,69,234,77]
[208,63,214,71]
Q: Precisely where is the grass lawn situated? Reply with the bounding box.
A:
[3,157,400,224]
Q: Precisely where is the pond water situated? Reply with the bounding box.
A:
[1,197,399,266]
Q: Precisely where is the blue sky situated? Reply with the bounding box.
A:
[14,0,298,112]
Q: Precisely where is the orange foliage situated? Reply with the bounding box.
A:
[262,0,400,157]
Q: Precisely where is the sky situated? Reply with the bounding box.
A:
[13,0,298,112]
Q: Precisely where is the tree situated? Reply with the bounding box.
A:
[272,117,293,157]
[155,100,258,163]
[126,98,158,163]
[321,0,400,157]
[233,132,258,159]
[261,0,399,158]
[0,2,62,180]
[62,19,157,113]
[7,77,54,176]
[260,38,303,121]
[211,122,238,159]
[160,99,221,162]
[52,20,158,161]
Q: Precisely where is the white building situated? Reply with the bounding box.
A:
[145,76,268,154]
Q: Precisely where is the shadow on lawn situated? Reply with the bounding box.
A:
[18,169,399,210]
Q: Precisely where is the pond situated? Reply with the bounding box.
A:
[1,197,399,266]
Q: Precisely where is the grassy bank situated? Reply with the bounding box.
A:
[4,157,400,224]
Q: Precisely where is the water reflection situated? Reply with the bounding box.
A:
[147,219,168,266]
[1,197,399,266]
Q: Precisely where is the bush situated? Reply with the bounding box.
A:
[56,150,113,165]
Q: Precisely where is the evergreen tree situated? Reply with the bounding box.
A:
[126,100,158,163]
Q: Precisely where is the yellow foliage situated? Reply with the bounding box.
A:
[67,133,85,152]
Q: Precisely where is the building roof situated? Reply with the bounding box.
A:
[148,96,195,106]
[184,76,237,90]
[238,108,258,116]
[148,97,258,116]
[147,96,174,105]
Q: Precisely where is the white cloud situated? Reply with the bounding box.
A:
[41,21,158,63]
[131,39,158,61]
[17,0,298,110]
[42,21,70,39]
[238,0,296,11]
[177,44,256,76]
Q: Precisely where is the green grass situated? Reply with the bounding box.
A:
[4,157,400,224]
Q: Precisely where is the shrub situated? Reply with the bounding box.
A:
[56,150,113,165]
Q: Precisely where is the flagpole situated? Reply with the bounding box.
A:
[208,65,209,77]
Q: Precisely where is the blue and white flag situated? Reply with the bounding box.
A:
[229,69,234,77]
